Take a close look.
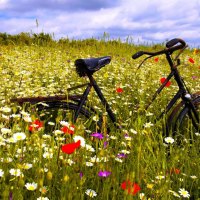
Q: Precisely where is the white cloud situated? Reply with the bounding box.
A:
[0,0,200,46]
[0,0,9,9]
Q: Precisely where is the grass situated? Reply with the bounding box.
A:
[0,39,199,199]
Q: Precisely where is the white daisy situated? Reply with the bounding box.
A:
[37,197,49,200]
[1,128,12,135]
[155,175,165,180]
[86,162,94,167]
[43,152,53,159]
[22,163,33,170]
[60,121,70,127]
[85,189,97,198]
[0,106,11,113]
[54,130,63,135]
[190,175,197,179]
[9,168,22,177]
[115,158,123,163]
[25,182,38,191]
[6,137,17,143]
[0,169,4,177]
[164,137,175,144]
[130,129,137,134]
[13,132,26,141]
[47,121,55,126]
[73,135,85,147]
[178,188,190,198]
[144,122,154,128]
[85,144,95,152]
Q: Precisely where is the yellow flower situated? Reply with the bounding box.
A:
[147,183,154,189]
[193,48,198,54]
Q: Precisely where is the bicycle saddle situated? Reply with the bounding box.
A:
[75,56,111,77]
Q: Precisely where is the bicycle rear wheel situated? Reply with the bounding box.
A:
[172,95,200,145]
[34,101,102,135]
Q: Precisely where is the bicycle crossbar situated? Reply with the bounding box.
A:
[10,83,88,105]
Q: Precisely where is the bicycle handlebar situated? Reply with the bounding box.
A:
[132,38,186,59]
[166,38,186,48]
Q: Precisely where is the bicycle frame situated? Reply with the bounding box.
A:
[72,51,199,130]
[72,75,117,125]
[145,52,199,127]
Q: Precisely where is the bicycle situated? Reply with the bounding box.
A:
[11,38,199,144]
[132,38,200,144]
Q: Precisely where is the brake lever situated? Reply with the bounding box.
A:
[136,55,154,71]
[173,44,188,62]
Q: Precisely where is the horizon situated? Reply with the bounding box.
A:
[0,0,200,47]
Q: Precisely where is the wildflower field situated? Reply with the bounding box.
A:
[0,38,199,199]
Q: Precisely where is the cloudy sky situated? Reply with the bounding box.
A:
[0,0,200,46]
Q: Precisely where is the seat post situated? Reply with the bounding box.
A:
[88,75,116,123]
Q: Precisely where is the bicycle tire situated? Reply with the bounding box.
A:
[34,101,102,134]
[172,95,200,145]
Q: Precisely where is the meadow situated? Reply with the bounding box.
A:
[0,37,199,199]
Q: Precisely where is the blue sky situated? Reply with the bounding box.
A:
[0,0,200,46]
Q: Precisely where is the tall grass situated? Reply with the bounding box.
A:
[0,39,199,199]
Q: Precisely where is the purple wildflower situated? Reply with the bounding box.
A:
[90,132,104,140]
[117,153,127,158]
[98,171,111,177]
[9,192,13,200]
[104,141,108,148]
[124,133,129,137]
[80,172,83,179]
[192,76,198,80]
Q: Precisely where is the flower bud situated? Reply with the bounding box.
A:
[63,175,69,182]
[18,178,25,187]
[46,171,53,180]
[38,178,44,187]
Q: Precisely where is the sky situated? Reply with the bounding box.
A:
[0,0,200,47]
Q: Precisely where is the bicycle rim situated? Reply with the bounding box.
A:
[35,101,102,135]
[173,96,200,145]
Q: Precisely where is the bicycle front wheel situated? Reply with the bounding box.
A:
[35,101,102,135]
[172,95,200,145]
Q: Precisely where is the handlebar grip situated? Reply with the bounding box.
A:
[132,51,144,59]
[166,38,186,48]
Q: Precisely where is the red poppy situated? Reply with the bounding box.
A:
[160,77,171,87]
[170,168,181,175]
[188,57,195,64]
[61,140,81,154]
[154,57,159,62]
[61,124,75,134]
[29,119,43,132]
[116,87,123,93]
[121,180,141,195]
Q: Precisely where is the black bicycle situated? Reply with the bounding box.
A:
[11,38,200,143]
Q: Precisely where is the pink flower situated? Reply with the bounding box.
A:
[90,132,104,140]
[98,171,111,177]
